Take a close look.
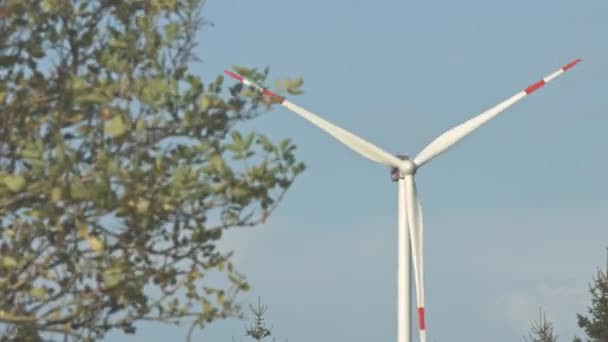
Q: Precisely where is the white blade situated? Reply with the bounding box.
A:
[224,70,403,168]
[403,174,426,342]
[414,181,425,342]
[413,59,582,167]
[281,101,404,167]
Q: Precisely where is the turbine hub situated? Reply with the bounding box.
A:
[390,155,416,181]
[400,159,417,175]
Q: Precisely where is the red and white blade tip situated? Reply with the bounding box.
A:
[224,70,244,82]
[563,58,582,71]
[224,69,284,102]
[524,58,582,95]
[418,307,426,331]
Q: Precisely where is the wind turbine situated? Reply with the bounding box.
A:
[224,59,581,342]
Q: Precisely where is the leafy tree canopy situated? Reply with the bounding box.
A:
[0,0,304,340]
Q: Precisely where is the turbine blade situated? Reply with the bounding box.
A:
[413,59,582,167]
[414,181,425,342]
[224,70,403,168]
[403,175,426,342]
[281,101,404,167]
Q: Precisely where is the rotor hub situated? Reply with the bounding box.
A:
[400,159,417,175]
[390,155,416,181]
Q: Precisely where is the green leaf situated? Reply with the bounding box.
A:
[3,175,26,192]
[30,287,48,300]
[287,87,303,95]
[256,135,275,152]
[136,198,151,213]
[109,37,128,49]
[104,115,127,137]
[70,179,88,199]
[243,133,254,150]
[88,236,104,251]
[200,95,212,110]
[203,300,212,315]
[140,77,170,104]
[41,0,53,12]
[107,157,120,175]
[71,77,87,91]
[1,256,18,268]
[155,156,164,172]
[208,75,224,93]
[280,139,290,153]
[230,185,248,200]
[103,267,122,288]
[233,66,252,76]
[164,23,179,41]
[50,186,62,202]
[231,131,244,148]
[210,154,225,172]
[135,16,147,30]
[0,55,18,66]
[75,92,107,104]
[135,118,146,131]
[224,143,240,153]
[78,220,89,238]
[290,77,303,88]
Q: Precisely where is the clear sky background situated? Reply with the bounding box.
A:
[110,0,608,341]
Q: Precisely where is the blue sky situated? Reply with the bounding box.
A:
[112,0,608,341]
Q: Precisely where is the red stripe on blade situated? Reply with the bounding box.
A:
[418,307,426,330]
[562,59,582,71]
[224,70,284,103]
[224,70,243,82]
[525,80,546,94]
[262,89,284,103]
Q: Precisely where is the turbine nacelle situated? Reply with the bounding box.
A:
[391,155,417,181]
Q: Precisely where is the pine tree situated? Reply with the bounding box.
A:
[524,307,559,342]
[233,297,287,342]
[574,269,608,342]
[245,298,273,341]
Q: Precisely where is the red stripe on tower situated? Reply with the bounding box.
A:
[418,307,426,330]
[525,80,546,94]
[562,59,582,71]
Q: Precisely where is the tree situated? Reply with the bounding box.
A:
[233,297,287,342]
[0,0,304,340]
[574,269,608,342]
[524,307,559,342]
